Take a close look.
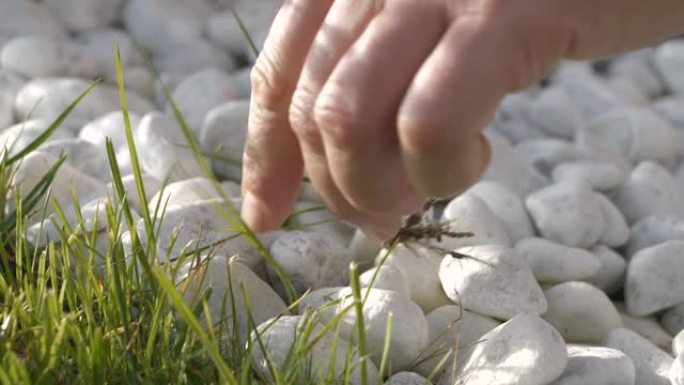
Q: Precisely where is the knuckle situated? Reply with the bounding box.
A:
[289,87,323,147]
[313,93,361,149]
[250,53,294,111]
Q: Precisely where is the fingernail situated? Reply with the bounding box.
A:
[241,192,268,232]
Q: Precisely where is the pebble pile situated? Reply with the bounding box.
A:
[3,0,684,384]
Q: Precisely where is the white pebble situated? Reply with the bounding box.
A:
[438,193,511,249]
[654,40,684,95]
[199,100,249,181]
[543,281,621,343]
[39,139,108,180]
[662,303,684,336]
[626,240,684,316]
[1,36,97,79]
[552,160,627,192]
[610,50,665,98]
[360,265,410,298]
[0,119,72,157]
[205,2,279,56]
[583,245,627,295]
[671,354,684,385]
[605,328,673,385]
[384,372,429,385]
[514,138,580,177]
[0,0,67,39]
[514,238,600,283]
[674,330,684,356]
[76,28,143,76]
[625,215,684,259]
[44,0,122,32]
[0,71,24,129]
[615,302,673,351]
[530,86,583,139]
[154,40,236,76]
[148,177,239,211]
[439,245,547,320]
[525,182,605,248]
[79,111,141,151]
[488,119,546,144]
[549,345,635,385]
[595,193,629,247]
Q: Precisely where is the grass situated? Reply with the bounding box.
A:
[0,14,467,385]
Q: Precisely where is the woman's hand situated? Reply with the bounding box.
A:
[240,0,684,240]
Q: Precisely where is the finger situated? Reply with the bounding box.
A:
[241,0,333,232]
[314,1,447,212]
[397,8,535,198]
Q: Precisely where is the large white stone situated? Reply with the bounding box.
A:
[514,238,600,283]
[438,193,511,250]
[0,0,67,39]
[1,36,97,79]
[549,345,635,385]
[360,265,410,298]
[439,245,547,320]
[606,328,673,385]
[625,240,684,316]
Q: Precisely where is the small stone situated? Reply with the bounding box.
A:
[360,265,410,298]
[148,177,240,211]
[525,182,605,248]
[106,173,163,215]
[167,68,239,133]
[438,193,511,250]
[488,119,546,144]
[625,215,684,259]
[662,303,684,336]
[606,78,650,105]
[514,138,580,177]
[514,238,600,283]
[1,36,97,79]
[583,245,627,295]
[482,131,549,196]
[199,100,249,181]
[530,86,583,139]
[674,330,684,356]
[671,354,684,385]
[153,39,237,76]
[549,345,635,385]
[615,302,673,351]
[0,0,67,39]
[552,160,627,192]
[205,1,279,56]
[626,240,684,316]
[605,328,673,385]
[79,111,141,151]
[0,119,73,157]
[349,229,382,268]
[179,256,286,343]
[554,71,634,118]
[135,112,206,182]
[44,0,122,32]
[654,95,684,128]
[466,180,535,243]
[415,305,500,378]
[76,28,143,76]
[0,71,24,129]
[439,245,547,320]
[610,50,665,98]
[288,201,354,244]
[384,372,430,385]
[595,193,630,247]
[439,314,567,385]
[39,139,109,180]
[14,78,154,134]
[654,40,684,94]
[543,281,622,343]
[250,315,378,385]
[374,243,451,313]
[268,231,351,297]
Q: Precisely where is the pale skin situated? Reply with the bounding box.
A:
[241,0,684,240]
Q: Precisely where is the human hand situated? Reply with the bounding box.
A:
[241,0,684,240]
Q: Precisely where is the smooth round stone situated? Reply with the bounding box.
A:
[360,265,410,298]
[625,215,684,259]
[530,86,582,139]
[514,238,600,283]
[606,78,650,105]
[250,315,378,385]
[1,36,98,79]
[626,240,684,316]
[674,330,684,356]
[374,243,451,313]
[662,303,684,336]
[0,71,24,129]
[554,72,632,118]
[606,328,673,385]
[123,0,212,54]
[595,193,630,247]
[438,193,511,249]
[415,305,500,379]
[439,314,567,385]
[288,200,354,244]
[549,345,635,385]
[135,112,206,182]
[166,68,239,133]
[552,160,627,192]
[349,229,382,268]
[39,139,109,180]
[230,67,252,99]
[488,119,546,144]
[308,287,429,372]
[578,107,682,167]
[610,50,665,98]
[672,354,684,385]
[0,0,67,39]
[106,173,163,214]
[482,131,549,196]
[268,231,351,297]
[654,40,684,94]
[179,255,286,343]
[654,96,684,128]
[205,1,279,56]
[515,138,579,177]
[497,92,534,122]
[76,28,143,76]
[44,0,122,32]
[199,100,248,181]
[113,66,156,101]
[439,245,547,320]
[79,111,141,151]
[525,182,605,248]
[14,78,154,134]
[148,177,240,211]
[0,119,73,157]
[466,180,535,243]
[615,302,673,351]
[543,281,621,343]
[583,245,627,295]
[153,39,236,77]
[131,199,272,269]
[384,372,429,385]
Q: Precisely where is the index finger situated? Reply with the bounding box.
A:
[241,0,333,232]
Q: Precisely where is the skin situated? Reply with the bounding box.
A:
[241,0,684,240]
